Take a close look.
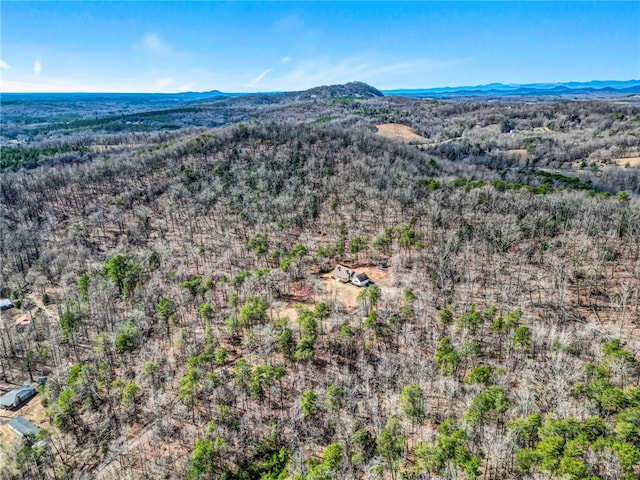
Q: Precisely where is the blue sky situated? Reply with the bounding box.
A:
[1,1,638,93]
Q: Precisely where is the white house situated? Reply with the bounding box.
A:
[351,272,370,287]
[332,265,370,287]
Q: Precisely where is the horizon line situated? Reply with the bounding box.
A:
[2,79,639,96]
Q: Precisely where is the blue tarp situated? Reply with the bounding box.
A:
[8,416,40,437]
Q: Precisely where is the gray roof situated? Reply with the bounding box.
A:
[0,385,36,409]
[333,265,353,280]
[8,416,40,437]
[355,273,369,282]
[0,299,13,310]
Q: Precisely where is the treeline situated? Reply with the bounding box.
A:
[4,94,639,196]
[0,145,90,171]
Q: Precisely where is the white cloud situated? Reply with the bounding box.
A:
[0,60,10,70]
[0,52,466,94]
[239,54,467,92]
[0,77,111,93]
[1,69,202,93]
[274,14,303,33]
[246,68,273,88]
[145,34,162,50]
[266,56,373,90]
[154,77,174,89]
[138,33,174,55]
[33,60,42,75]
[178,82,197,92]
[281,56,292,64]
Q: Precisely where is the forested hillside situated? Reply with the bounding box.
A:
[1,90,640,480]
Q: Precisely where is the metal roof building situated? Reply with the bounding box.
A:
[8,416,40,437]
[0,385,37,409]
[0,299,14,310]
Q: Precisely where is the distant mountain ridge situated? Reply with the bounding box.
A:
[292,81,383,99]
[383,80,640,98]
[1,82,383,105]
[4,80,639,106]
[222,81,384,105]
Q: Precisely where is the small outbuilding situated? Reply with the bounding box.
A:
[0,299,14,310]
[0,385,37,409]
[8,416,40,437]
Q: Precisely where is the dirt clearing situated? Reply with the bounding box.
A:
[318,266,392,312]
[503,149,529,162]
[375,123,428,143]
[270,266,393,319]
[615,156,640,167]
[17,395,48,429]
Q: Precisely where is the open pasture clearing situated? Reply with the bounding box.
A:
[375,123,428,143]
[615,156,640,167]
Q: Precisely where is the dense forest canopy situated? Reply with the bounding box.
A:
[1,86,640,480]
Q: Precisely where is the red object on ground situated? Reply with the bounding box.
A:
[15,314,32,326]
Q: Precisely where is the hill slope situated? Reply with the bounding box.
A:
[0,92,640,480]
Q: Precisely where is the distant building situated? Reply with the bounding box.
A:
[0,385,37,409]
[8,416,40,437]
[0,299,14,310]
